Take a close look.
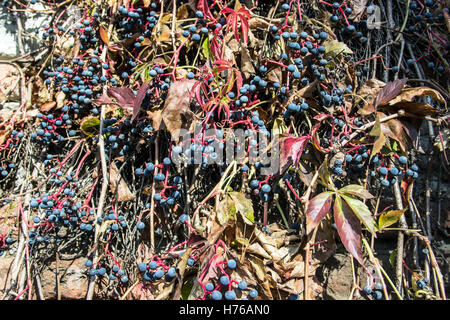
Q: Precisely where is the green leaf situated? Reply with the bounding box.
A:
[389,249,397,268]
[202,36,212,59]
[338,184,374,200]
[333,195,363,264]
[181,277,194,300]
[229,191,254,223]
[323,39,353,58]
[81,117,100,138]
[216,195,237,224]
[378,208,407,230]
[341,194,377,236]
[380,137,395,156]
[272,117,288,137]
[318,159,335,190]
[391,140,398,152]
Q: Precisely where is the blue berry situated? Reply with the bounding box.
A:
[220,276,230,286]
[238,281,247,290]
[138,262,147,272]
[261,184,271,193]
[225,290,236,300]
[416,280,426,289]
[249,289,258,298]
[372,290,383,300]
[390,167,400,176]
[211,290,222,300]
[227,259,237,269]
[167,267,177,278]
[136,221,145,230]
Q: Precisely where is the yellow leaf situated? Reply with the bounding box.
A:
[234,0,242,11]
[378,208,407,230]
[81,117,100,138]
[157,32,171,43]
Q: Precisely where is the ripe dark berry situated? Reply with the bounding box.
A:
[220,275,230,286]
[249,289,258,298]
[211,290,222,300]
[227,259,237,269]
[225,290,236,300]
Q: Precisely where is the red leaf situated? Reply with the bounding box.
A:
[333,196,363,264]
[235,69,243,93]
[198,0,214,19]
[220,8,235,14]
[239,13,249,45]
[306,191,334,234]
[92,95,113,106]
[238,7,251,19]
[107,87,135,108]
[132,81,149,121]
[374,78,408,107]
[279,135,310,172]
[233,14,239,43]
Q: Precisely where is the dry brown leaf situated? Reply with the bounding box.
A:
[71,42,81,58]
[248,255,266,282]
[0,129,11,145]
[266,67,281,83]
[240,46,255,77]
[40,101,56,112]
[348,0,368,21]
[56,91,66,109]
[387,87,445,106]
[248,17,271,29]
[0,65,19,101]
[152,79,196,142]
[176,4,189,20]
[375,78,408,107]
[109,162,135,202]
[246,242,272,260]
[443,10,450,33]
[392,102,440,116]
[356,78,386,105]
[99,27,109,45]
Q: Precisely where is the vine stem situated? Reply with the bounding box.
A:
[362,238,402,300]
[303,225,318,300]
[86,7,116,300]
[149,131,160,255]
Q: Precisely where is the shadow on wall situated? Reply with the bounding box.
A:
[0,3,51,58]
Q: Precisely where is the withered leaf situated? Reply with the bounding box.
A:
[109,162,135,202]
[99,26,109,45]
[374,78,408,107]
[40,101,56,112]
[152,79,196,141]
[387,86,445,106]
